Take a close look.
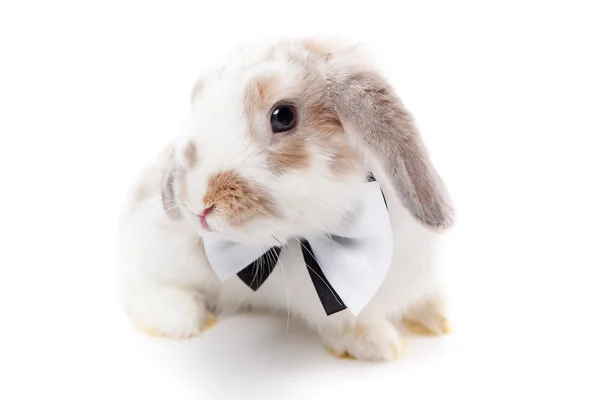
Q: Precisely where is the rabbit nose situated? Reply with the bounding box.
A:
[200,206,214,218]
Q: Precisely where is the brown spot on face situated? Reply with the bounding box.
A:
[267,95,347,174]
[203,170,278,226]
[286,85,356,176]
[242,45,357,178]
[264,70,356,176]
[256,78,274,105]
[305,97,343,134]
[243,76,278,140]
[269,134,310,171]
[184,141,198,168]
[245,76,278,110]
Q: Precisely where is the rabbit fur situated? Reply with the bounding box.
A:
[116,37,454,361]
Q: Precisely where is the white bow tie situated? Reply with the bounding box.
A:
[202,177,394,316]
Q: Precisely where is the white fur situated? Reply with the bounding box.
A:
[116,38,450,361]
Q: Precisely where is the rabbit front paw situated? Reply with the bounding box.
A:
[122,284,217,340]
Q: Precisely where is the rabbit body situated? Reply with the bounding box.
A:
[116,38,453,361]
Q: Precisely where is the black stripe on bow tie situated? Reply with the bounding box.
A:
[300,239,347,315]
[236,240,347,316]
[235,172,385,316]
[236,246,282,291]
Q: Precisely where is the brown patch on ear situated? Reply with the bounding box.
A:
[203,170,278,226]
[183,141,198,168]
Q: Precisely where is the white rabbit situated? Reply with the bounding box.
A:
[115,37,455,361]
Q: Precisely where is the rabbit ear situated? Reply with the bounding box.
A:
[161,151,183,220]
[327,67,454,230]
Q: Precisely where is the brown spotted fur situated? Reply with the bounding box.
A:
[203,170,278,226]
[241,51,357,177]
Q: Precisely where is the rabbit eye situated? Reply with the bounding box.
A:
[271,105,297,133]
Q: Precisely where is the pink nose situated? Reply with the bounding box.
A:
[199,206,214,218]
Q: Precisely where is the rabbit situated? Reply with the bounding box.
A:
[115,37,455,361]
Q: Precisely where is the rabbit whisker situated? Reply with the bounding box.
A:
[272,236,290,333]
[226,244,268,317]
[293,235,344,308]
[134,198,167,220]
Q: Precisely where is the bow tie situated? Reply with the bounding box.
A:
[202,174,394,316]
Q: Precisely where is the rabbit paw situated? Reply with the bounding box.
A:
[402,298,451,336]
[123,284,217,340]
[322,320,405,361]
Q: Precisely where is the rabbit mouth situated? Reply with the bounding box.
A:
[199,215,212,232]
[197,206,214,232]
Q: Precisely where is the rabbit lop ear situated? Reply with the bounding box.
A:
[326,65,454,230]
[160,150,183,220]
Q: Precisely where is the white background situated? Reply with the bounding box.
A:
[1,1,599,399]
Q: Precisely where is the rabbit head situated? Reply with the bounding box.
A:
[161,38,454,245]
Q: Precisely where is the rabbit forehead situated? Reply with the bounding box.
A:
[188,36,356,122]
[193,36,350,97]
[180,38,362,174]
[183,45,309,148]
[188,41,311,123]
[222,37,324,69]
